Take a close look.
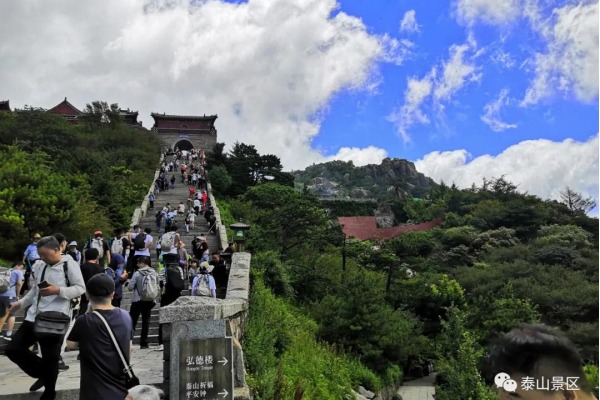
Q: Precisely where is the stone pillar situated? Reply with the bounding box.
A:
[159,252,251,400]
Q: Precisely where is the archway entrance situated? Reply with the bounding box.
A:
[174,139,194,151]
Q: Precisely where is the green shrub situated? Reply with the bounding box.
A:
[583,365,599,396]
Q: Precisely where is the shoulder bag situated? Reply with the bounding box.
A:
[93,310,140,388]
[33,263,71,339]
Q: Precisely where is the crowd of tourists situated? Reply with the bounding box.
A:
[0,147,234,399]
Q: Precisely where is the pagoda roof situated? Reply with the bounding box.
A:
[119,108,138,117]
[0,100,10,112]
[151,112,217,121]
[47,97,82,116]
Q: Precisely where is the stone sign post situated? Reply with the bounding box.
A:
[179,338,234,400]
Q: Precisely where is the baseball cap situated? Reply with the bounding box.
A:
[86,273,115,297]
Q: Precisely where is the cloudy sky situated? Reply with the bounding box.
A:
[0,0,598,206]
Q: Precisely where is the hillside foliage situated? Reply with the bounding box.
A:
[209,146,598,399]
[0,106,161,259]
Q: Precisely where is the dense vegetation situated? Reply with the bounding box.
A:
[0,104,161,259]
[209,144,598,399]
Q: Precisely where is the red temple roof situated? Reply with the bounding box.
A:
[338,216,443,241]
[47,97,82,117]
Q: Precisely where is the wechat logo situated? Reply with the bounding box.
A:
[495,372,518,392]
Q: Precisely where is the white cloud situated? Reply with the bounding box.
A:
[453,0,598,105]
[455,0,520,25]
[399,10,420,33]
[433,43,481,102]
[325,146,388,166]
[379,35,414,66]
[387,70,434,143]
[522,2,599,105]
[481,88,517,132]
[0,0,402,170]
[490,49,516,69]
[388,39,479,141]
[415,135,599,204]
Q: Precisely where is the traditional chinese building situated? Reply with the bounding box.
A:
[151,112,218,151]
[0,100,10,112]
[119,108,142,127]
[47,97,82,124]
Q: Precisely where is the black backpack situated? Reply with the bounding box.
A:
[166,265,184,291]
[133,232,146,251]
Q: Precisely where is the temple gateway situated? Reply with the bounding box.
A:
[151,112,218,152]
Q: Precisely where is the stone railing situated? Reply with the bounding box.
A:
[159,252,251,400]
[206,182,229,250]
[130,154,164,229]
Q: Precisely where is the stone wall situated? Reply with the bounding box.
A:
[157,131,217,153]
[130,154,164,228]
[206,182,229,251]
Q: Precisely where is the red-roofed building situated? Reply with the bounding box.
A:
[339,216,443,241]
[47,97,82,124]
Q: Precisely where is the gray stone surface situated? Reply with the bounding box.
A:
[159,296,247,323]
[359,385,375,399]
[396,374,435,400]
[169,319,227,400]
[233,344,245,387]
[0,348,163,398]
[352,390,368,400]
[226,253,251,301]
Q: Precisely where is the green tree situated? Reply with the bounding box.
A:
[244,183,328,257]
[560,186,597,215]
[435,306,497,400]
[206,142,227,167]
[80,100,121,129]
[0,146,111,258]
[312,266,424,373]
[209,165,232,195]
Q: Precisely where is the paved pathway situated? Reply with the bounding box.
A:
[396,374,436,400]
[0,346,163,398]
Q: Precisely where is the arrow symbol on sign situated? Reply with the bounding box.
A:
[218,389,228,398]
[217,357,228,366]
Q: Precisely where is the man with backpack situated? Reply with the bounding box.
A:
[128,227,153,274]
[86,230,110,268]
[160,225,181,266]
[191,262,216,298]
[110,228,131,263]
[6,236,85,400]
[0,261,25,341]
[128,256,158,349]
[154,251,184,351]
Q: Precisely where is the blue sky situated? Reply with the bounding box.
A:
[315,0,598,161]
[0,0,597,205]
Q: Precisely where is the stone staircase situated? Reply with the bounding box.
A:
[139,180,220,267]
[0,177,222,353]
